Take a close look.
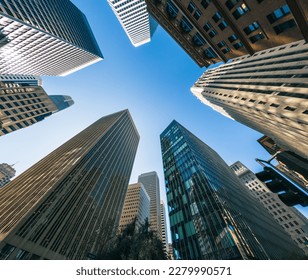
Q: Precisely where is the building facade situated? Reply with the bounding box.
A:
[0,0,103,76]
[0,81,73,136]
[145,0,308,67]
[118,183,150,232]
[0,75,41,86]
[160,120,304,259]
[0,163,15,188]
[230,161,308,256]
[191,40,308,160]
[107,0,157,47]
[138,171,162,239]
[160,200,169,257]
[258,135,308,191]
[0,109,139,260]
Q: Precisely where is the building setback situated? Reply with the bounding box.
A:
[145,0,308,67]
[118,183,150,232]
[231,161,308,256]
[160,200,169,257]
[0,81,73,136]
[191,40,308,160]
[107,0,157,47]
[138,171,162,239]
[0,163,15,188]
[0,0,103,76]
[160,120,305,260]
[0,109,139,260]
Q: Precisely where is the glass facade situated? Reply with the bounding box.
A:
[160,120,305,260]
[0,110,139,259]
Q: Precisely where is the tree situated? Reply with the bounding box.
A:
[98,218,167,260]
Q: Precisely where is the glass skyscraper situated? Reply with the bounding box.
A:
[0,0,103,76]
[160,120,304,260]
[0,109,139,259]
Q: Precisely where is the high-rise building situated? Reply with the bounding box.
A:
[191,40,308,160]
[160,200,169,257]
[0,81,74,136]
[258,135,308,191]
[160,120,304,259]
[0,109,139,260]
[230,161,308,256]
[0,0,103,76]
[145,0,308,67]
[0,75,41,86]
[168,243,174,260]
[107,0,158,47]
[138,171,162,239]
[0,163,15,188]
[118,183,150,232]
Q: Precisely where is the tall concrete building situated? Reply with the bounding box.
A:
[0,0,103,76]
[258,135,308,191]
[145,0,308,67]
[118,183,150,232]
[107,0,158,47]
[0,109,139,260]
[0,163,15,188]
[230,161,308,256]
[138,171,162,239]
[191,40,308,160]
[0,81,74,136]
[160,120,304,259]
[160,200,169,257]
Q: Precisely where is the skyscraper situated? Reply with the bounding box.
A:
[0,109,139,260]
[118,183,150,232]
[160,200,169,257]
[230,161,308,256]
[138,171,162,239]
[0,163,15,188]
[160,120,304,259]
[145,0,308,67]
[0,0,103,76]
[0,81,74,136]
[191,40,308,160]
[107,0,157,47]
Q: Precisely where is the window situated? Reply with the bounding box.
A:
[180,17,193,33]
[233,41,243,49]
[267,5,290,24]
[166,1,179,19]
[193,33,205,46]
[222,47,231,54]
[203,21,212,31]
[217,41,226,48]
[233,3,249,19]
[243,21,260,35]
[194,9,202,20]
[204,47,218,58]
[274,19,296,34]
[208,29,217,38]
[228,34,238,42]
[249,32,265,43]
[187,1,196,13]
[225,0,239,10]
[212,11,222,22]
[285,106,296,111]
[201,0,210,9]
[218,20,228,30]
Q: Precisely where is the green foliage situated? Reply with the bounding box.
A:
[98,218,167,260]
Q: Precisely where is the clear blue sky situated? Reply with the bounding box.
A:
[1,0,307,218]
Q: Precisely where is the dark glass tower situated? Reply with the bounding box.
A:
[0,110,139,259]
[160,120,304,260]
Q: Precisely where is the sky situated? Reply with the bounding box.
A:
[1,0,307,218]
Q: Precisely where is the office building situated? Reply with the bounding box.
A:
[145,0,308,67]
[0,109,139,259]
[0,163,15,188]
[107,0,157,47]
[0,81,73,136]
[160,120,304,259]
[258,135,308,191]
[230,161,308,256]
[191,40,308,160]
[160,200,169,256]
[138,171,162,239]
[0,0,103,76]
[168,243,174,260]
[118,183,150,232]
